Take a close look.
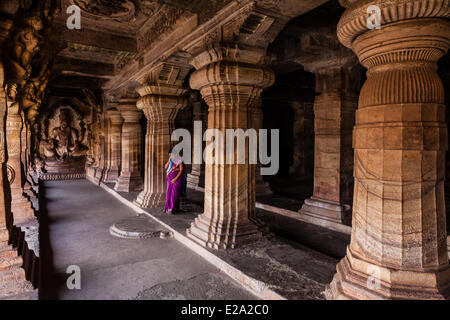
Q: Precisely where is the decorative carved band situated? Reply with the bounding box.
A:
[40,173,86,180]
[337,0,450,48]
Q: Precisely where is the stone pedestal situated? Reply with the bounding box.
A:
[103,109,123,183]
[326,1,450,299]
[187,164,205,189]
[299,66,358,225]
[134,85,187,208]
[186,47,274,249]
[114,100,143,192]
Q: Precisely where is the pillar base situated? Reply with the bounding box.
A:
[298,197,350,225]
[186,173,204,189]
[114,174,143,192]
[187,214,262,250]
[93,168,104,185]
[102,169,120,184]
[325,248,450,300]
[134,191,165,208]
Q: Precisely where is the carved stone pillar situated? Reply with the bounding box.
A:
[289,102,306,176]
[134,85,187,208]
[93,116,106,185]
[186,47,274,249]
[251,96,272,196]
[187,91,206,189]
[6,100,35,226]
[103,109,123,183]
[326,0,450,299]
[299,66,359,225]
[114,99,143,192]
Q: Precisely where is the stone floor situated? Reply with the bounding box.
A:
[39,180,257,300]
[107,183,341,300]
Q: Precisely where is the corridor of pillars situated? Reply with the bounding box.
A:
[0,0,448,300]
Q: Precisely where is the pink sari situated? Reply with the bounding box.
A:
[165,157,183,212]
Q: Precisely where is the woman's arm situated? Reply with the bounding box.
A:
[164,160,170,171]
[171,163,184,183]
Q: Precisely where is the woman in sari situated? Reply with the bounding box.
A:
[164,151,185,214]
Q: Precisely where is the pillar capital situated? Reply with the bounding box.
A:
[116,100,142,122]
[337,0,449,49]
[137,85,188,123]
[105,108,123,125]
[190,46,274,95]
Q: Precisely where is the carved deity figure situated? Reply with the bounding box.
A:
[41,109,85,160]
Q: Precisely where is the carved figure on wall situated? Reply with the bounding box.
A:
[40,108,86,161]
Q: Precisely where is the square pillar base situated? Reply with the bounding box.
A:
[114,174,143,193]
[186,213,263,250]
[298,197,351,225]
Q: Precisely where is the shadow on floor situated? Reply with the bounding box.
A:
[39,180,64,300]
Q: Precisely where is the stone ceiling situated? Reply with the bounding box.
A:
[48,0,331,101]
[48,0,235,98]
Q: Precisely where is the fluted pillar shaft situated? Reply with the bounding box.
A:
[103,109,123,183]
[186,47,274,249]
[114,100,143,192]
[327,0,450,299]
[134,86,187,208]
[93,116,106,185]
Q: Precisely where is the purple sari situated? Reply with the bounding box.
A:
[165,158,183,212]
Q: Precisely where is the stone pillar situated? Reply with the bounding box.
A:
[93,115,106,185]
[289,102,306,176]
[6,99,35,226]
[186,46,274,249]
[251,96,272,196]
[326,0,450,299]
[187,91,206,189]
[298,66,359,225]
[114,99,143,192]
[134,85,187,208]
[103,108,123,183]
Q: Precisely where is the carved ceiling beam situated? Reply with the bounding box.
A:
[50,24,138,53]
[53,56,115,77]
[103,0,328,93]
